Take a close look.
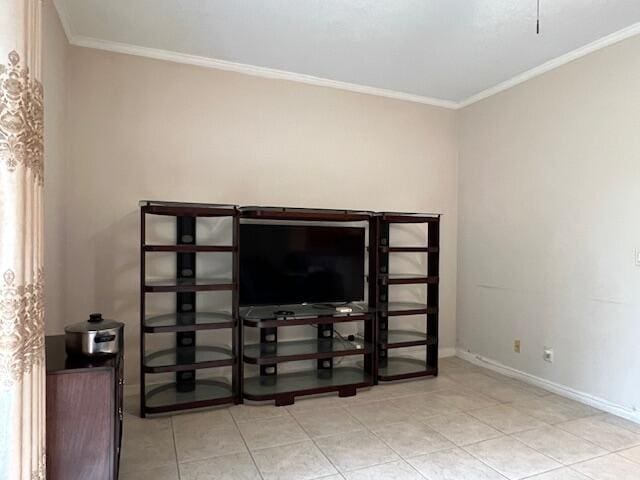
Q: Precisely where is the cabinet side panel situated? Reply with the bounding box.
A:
[46,370,114,480]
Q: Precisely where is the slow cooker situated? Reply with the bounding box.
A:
[65,313,124,357]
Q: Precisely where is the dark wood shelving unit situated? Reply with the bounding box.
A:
[139,202,440,413]
[373,212,441,382]
[140,201,241,416]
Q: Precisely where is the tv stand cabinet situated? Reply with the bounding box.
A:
[241,304,375,406]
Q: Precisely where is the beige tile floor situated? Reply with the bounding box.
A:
[120,357,640,480]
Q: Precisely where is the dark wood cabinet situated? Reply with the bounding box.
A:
[46,335,123,480]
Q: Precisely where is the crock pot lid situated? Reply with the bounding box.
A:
[64,313,123,333]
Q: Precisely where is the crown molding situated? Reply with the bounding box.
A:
[52,0,75,40]
[459,22,640,108]
[53,0,640,111]
[51,0,458,109]
[71,35,460,109]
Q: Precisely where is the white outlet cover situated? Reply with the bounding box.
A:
[543,348,554,363]
[636,248,640,266]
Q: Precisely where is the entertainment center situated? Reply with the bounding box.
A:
[139,201,440,416]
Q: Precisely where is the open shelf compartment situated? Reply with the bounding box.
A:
[382,301,437,317]
[244,338,372,364]
[145,378,234,414]
[144,345,234,373]
[378,357,437,381]
[144,277,235,293]
[379,330,437,349]
[244,367,372,405]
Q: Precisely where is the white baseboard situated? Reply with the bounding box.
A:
[456,348,640,425]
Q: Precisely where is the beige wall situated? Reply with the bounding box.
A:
[43,8,640,412]
[458,35,640,417]
[58,46,459,385]
[43,0,69,334]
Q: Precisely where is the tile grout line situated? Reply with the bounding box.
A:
[348,402,449,479]
[356,396,510,480]
[169,416,182,480]
[287,405,352,478]
[229,410,267,480]
[413,381,563,479]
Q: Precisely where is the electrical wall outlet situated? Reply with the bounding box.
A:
[636,248,640,267]
[514,339,521,353]
[543,347,554,363]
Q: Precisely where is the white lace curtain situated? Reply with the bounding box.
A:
[0,0,46,478]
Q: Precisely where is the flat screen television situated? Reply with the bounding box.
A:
[239,224,365,306]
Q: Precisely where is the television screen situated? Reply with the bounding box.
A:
[239,224,365,306]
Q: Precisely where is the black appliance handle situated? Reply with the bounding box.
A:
[94,334,116,343]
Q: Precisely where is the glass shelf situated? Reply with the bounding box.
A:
[144,345,233,373]
[379,330,436,348]
[380,246,438,253]
[143,245,234,253]
[144,277,234,292]
[243,338,371,364]
[243,367,371,400]
[144,312,234,333]
[383,301,430,316]
[378,357,437,381]
[241,303,374,327]
[242,303,373,320]
[145,378,233,413]
[378,212,440,223]
[381,274,439,285]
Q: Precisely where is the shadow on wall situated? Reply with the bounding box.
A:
[92,209,139,379]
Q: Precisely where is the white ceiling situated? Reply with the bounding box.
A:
[55,0,640,107]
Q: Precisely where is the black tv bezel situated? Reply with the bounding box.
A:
[238,223,366,307]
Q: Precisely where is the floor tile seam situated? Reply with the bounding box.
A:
[509,426,614,453]
[464,404,554,433]
[119,424,179,475]
[618,447,640,465]
[292,406,367,438]
[287,405,346,478]
[460,435,563,478]
[507,431,615,467]
[554,420,640,450]
[231,409,293,425]
[169,416,182,480]
[406,444,511,480]
[423,408,516,438]
[230,409,267,480]
[344,458,428,479]
[363,416,456,463]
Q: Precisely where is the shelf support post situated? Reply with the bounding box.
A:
[176,216,197,392]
